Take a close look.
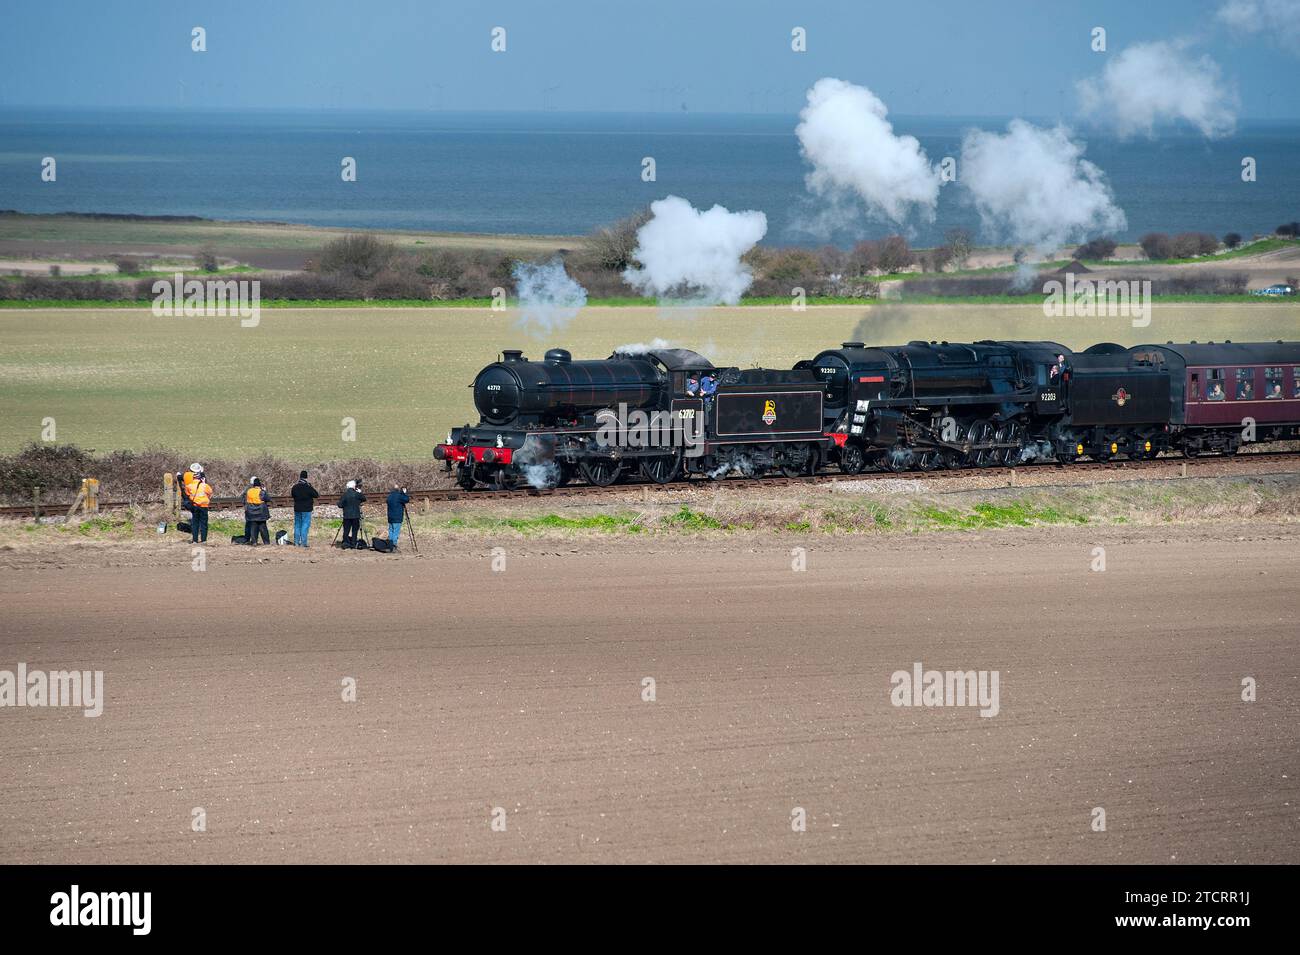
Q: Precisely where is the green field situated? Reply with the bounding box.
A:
[1,303,1296,460]
[0,213,578,256]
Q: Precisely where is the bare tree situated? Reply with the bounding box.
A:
[584,208,652,272]
[944,228,973,268]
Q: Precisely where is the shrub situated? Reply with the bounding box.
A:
[317,234,397,280]
[1074,237,1117,260]
[115,257,141,274]
[196,246,219,272]
[1276,222,1300,237]
[585,208,651,272]
[878,235,912,273]
[1223,232,1242,249]
[1138,233,1173,260]
[1170,232,1218,258]
[0,443,95,495]
[368,269,431,301]
[763,249,821,283]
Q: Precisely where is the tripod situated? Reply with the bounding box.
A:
[333,516,369,548]
[402,504,419,554]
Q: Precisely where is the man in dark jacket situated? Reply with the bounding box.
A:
[290,470,320,547]
[386,484,410,551]
[338,479,366,548]
[243,477,272,545]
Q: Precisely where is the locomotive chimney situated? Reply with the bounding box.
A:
[501,349,524,363]
[842,341,865,348]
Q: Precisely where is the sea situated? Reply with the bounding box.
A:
[1,108,1297,247]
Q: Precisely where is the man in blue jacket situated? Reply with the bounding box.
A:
[386,484,410,551]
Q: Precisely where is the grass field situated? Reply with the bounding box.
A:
[0,213,579,256]
[1,303,1296,460]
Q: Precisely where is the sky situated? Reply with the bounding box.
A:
[0,0,1296,119]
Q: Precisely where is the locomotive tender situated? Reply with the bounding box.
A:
[434,339,1300,488]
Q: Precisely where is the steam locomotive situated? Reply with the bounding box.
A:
[434,340,1300,488]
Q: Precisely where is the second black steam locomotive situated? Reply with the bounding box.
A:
[434,339,1300,488]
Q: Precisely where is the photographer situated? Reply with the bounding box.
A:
[243,476,272,545]
[338,479,366,548]
[386,484,410,552]
[290,470,320,547]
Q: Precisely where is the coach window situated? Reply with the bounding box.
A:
[1264,367,1283,399]
[1293,367,1300,398]
[1206,368,1225,400]
[1235,368,1255,400]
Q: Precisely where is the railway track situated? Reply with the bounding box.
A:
[3,450,1299,519]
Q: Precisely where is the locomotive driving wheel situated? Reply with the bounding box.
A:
[915,449,943,471]
[994,420,1026,465]
[640,450,682,485]
[580,459,624,487]
[966,419,996,467]
[839,444,867,474]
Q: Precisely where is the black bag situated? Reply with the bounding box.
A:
[371,537,393,553]
[231,535,248,545]
[177,521,192,534]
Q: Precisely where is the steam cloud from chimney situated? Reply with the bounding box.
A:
[959,120,1127,257]
[1077,40,1238,139]
[796,77,941,227]
[512,257,588,334]
[622,195,767,305]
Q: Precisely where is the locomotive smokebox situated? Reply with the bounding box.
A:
[472,351,663,426]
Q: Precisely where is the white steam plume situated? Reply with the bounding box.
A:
[614,338,674,355]
[513,257,587,334]
[796,77,940,226]
[1217,0,1300,46]
[622,195,767,305]
[960,120,1127,256]
[1077,41,1237,139]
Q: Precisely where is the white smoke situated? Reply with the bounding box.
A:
[1217,0,1300,46]
[795,77,940,226]
[1077,41,1238,139]
[614,338,674,355]
[959,120,1127,256]
[523,461,560,490]
[622,195,767,305]
[513,257,587,334]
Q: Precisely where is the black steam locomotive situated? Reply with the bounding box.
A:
[808,338,1300,470]
[435,346,829,489]
[434,339,1300,488]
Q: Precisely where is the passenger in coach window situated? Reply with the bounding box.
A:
[1208,382,1225,400]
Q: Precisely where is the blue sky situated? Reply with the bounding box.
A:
[1,0,1295,118]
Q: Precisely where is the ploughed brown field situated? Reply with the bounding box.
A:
[1,522,1296,863]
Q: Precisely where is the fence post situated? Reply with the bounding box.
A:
[84,478,100,515]
[32,485,42,521]
[164,471,176,513]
